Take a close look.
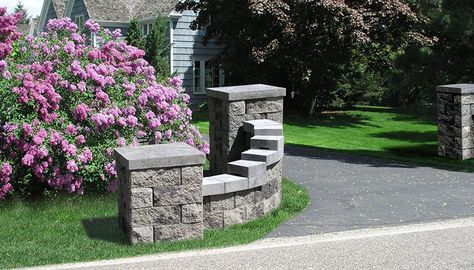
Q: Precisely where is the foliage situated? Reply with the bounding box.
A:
[177,0,432,114]
[14,1,30,24]
[125,18,145,50]
[145,16,171,81]
[0,14,208,200]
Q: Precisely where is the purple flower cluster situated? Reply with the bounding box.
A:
[0,14,208,199]
[0,8,20,60]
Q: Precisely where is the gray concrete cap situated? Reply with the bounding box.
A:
[114,143,205,170]
[437,84,474,94]
[207,84,286,101]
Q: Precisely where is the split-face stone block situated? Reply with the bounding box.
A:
[130,168,180,188]
[181,203,203,223]
[154,223,203,241]
[130,188,153,209]
[153,185,202,206]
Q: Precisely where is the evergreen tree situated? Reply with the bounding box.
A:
[14,1,30,24]
[125,18,145,49]
[145,16,170,80]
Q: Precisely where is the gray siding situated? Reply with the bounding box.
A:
[172,10,223,100]
[42,1,58,31]
[70,0,90,21]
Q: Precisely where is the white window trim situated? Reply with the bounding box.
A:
[193,60,225,95]
[74,15,85,31]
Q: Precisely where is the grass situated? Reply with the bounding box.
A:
[192,105,474,171]
[0,178,309,269]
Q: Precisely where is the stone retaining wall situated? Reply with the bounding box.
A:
[437,84,474,159]
[203,161,282,228]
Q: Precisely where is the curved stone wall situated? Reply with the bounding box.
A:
[202,119,284,228]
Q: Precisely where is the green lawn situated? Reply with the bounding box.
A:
[192,105,474,171]
[0,178,308,269]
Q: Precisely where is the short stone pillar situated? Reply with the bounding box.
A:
[114,143,205,244]
[207,84,286,174]
[437,84,474,159]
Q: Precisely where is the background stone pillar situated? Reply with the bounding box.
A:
[114,143,205,244]
[437,84,474,159]
[207,84,286,174]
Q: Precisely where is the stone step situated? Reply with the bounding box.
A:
[227,159,266,178]
[202,174,249,196]
[243,119,283,136]
[241,149,279,166]
[251,135,284,151]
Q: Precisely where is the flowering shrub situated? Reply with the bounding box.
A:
[0,12,208,199]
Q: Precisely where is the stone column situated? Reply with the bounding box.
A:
[437,84,474,159]
[114,143,205,244]
[207,84,286,174]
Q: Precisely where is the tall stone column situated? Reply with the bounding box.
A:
[114,143,205,244]
[437,84,474,159]
[207,84,286,174]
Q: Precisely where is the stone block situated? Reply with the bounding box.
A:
[437,114,453,125]
[154,223,203,241]
[241,149,280,166]
[209,193,235,211]
[203,211,224,229]
[228,101,246,116]
[256,177,281,201]
[463,148,474,159]
[153,185,202,206]
[130,168,180,188]
[235,189,256,207]
[454,114,473,127]
[262,192,281,214]
[250,136,284,152]
[227,160,266,178]
[207,84,286,101]
[114,143,205,171]
[130,226,154,244]
[266,112,284,123]
[246,201,264,220]
[246,98,283,114]
[181,166,203,185]
[266,161,283,183]
[223,206,247,227]
[202,176,226,196]
[438,145,446,156]
[181,203,203,223]
[130,206,181,227]
[130,188,153,209]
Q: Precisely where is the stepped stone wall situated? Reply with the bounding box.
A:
[207,84,286,174]
[437,84,474,160]
[115,84,286,244]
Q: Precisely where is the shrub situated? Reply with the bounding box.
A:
[0,14,208,199]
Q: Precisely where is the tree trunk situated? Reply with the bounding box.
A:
[308,96,318,116]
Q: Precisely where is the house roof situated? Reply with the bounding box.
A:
[82,0,179,22]
[52,0,67,17]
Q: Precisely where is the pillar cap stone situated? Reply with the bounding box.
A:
[207,84,286,101]
[437,84,474,94]
[114,143,205,170]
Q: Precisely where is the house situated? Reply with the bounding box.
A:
[37,0,224,102]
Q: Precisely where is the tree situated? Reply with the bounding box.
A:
[14,1,30,24]
[177,0,432,115]
[125,18,145,49]
[145,16,170,80]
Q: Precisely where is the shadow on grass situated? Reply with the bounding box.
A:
[284,111,377,129]
[285,143,474,173]
[82,217,128,245]
[351,106,437,125]
[371,131,437,143]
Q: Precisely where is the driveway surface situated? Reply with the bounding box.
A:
[269,145,474,237]
[24,218,474,270]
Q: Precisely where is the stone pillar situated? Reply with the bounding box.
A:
[207,84,286,174]
[114,143,205,244]
[437,84,474,159]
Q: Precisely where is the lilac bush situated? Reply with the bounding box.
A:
[0,13,208,199]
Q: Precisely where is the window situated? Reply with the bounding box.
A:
[194,60,224,94]
[142,23,153,37]
[74,15,85,32]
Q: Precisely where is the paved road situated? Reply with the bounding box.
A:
[25,218,474,270]
[269,146,474,237]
